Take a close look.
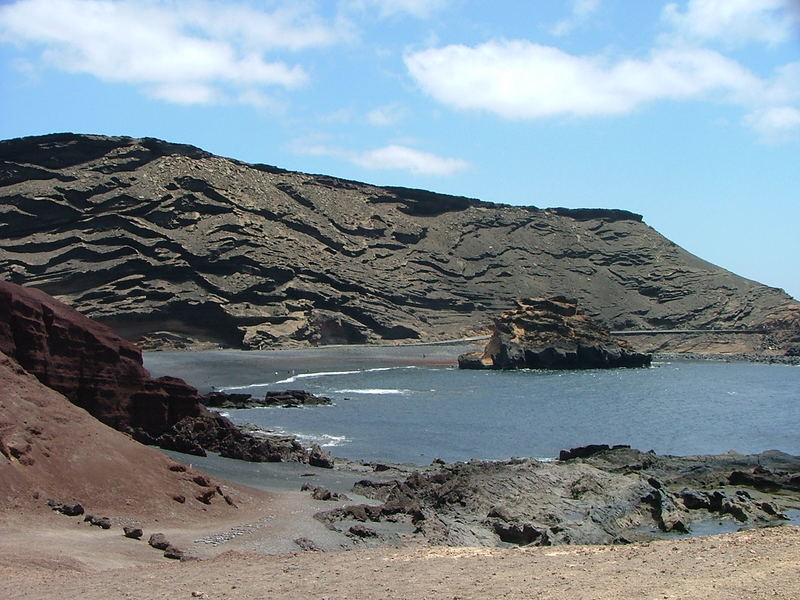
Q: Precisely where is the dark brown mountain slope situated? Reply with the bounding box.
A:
[1,133,797,352]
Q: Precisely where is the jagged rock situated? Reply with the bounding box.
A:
[1,133,797,354]
[319,448,797,547]
[199,392,254,409]
[559,444,631,461]
[301,483,350,501]
[201,390,332,409]
[459,297,652,370]
[262,390,333,408]
[309,444,335,469]
[123,526,143,539]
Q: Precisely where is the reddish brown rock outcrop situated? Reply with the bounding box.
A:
[0,279,203,437]
[0,280,326,465]
[0,349,261,518]
[458,297,651,370]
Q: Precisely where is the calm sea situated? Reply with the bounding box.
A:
[144,347,800,465]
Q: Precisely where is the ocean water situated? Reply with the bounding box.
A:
[144,348,800,465]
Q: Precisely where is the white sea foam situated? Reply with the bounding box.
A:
[333,388,411,395]
[221,365,418,391]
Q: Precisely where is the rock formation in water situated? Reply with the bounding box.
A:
[1,133,798,353]
[458,296,651,369]
[0,279,325,465]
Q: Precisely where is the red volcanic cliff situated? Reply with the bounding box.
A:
[0,280,328,465]
[0,279,203,436]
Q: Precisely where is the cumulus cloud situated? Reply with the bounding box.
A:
[551,0,601,37]
[405,41,763,119]
[745,106,800,142]
[295,141,468,176]
[662,0,800,47]
[342,0,451,19]
[354,144,468,174]
[0,0,348,105]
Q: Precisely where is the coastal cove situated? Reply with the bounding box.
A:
[144,346,800,465]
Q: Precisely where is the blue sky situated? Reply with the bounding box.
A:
[1,0,799,299]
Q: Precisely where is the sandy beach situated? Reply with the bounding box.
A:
[2,509,798,599]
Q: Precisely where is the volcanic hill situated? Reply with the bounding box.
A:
[1,133,797,352]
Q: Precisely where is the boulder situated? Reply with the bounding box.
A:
[309,444,335,469]
[148,533,170,550]
[123,526,143,539]
[459,297,651,370]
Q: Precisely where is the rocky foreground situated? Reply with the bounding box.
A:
[316,445,799,549]
[2,133,799,353]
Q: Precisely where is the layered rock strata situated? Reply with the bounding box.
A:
[1,133,798,353]
[458,296,651,369]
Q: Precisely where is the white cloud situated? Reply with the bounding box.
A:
[405,41,763,119]
[662,0,799,47]
[0,0,348,105]
[367,103,406,126]
[551,0,601,37]
[342,0,451,19]
[294,141,468,176]
[355,144,468,175]
[745,105,800,142]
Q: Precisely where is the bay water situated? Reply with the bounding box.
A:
[144,346,800,465]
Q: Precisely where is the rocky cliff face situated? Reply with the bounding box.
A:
[0,280,324,465]
[0,279,202,434]
[458,297,651,369]
[1,133,798,352]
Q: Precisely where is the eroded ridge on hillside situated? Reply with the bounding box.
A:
[2,133,798,352]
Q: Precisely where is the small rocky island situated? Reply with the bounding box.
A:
[459,296,651,370]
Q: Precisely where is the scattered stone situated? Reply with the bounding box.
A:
[163,545,184,560]
[293,537,321,551]
[348,524,379,538]
[300,483,350,501]
[90,516,112,529]
[48,500,85,517]
[196,489,216,504]
[123,526,143,539]
[193,475,211,487]
[168,463,186,472]
[172,494,186,503]
[148,533,171,550]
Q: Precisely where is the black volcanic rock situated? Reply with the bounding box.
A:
[1,133,798,353]
[458,297,651,370]
[200,389,332,409]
